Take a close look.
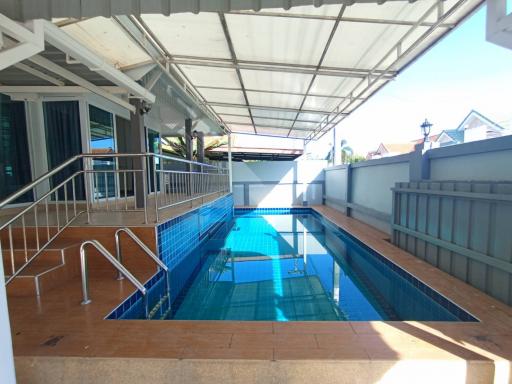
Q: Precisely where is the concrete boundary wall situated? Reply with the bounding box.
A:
[323,135,512,235]
[324,154,411,234]
[231,160,326,207]
[324,135,512,305]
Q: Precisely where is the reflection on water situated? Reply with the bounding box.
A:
[170,214,460,321]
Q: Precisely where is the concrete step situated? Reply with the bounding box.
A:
[2,248,63,273]
[5,244,82,297]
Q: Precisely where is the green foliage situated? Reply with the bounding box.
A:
[162,136,227,160]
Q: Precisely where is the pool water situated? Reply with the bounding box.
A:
[167,212,476,322]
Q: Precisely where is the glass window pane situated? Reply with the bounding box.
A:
[43,100,84,200]
[0,94,33,203]
[89,105,116,199]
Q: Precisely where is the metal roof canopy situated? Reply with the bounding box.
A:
[7,0,483,141]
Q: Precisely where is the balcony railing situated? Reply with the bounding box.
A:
[0,152,229,285]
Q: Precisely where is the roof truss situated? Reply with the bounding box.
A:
[48,0,483,140]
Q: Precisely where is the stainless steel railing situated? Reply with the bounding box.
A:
[1,152,229,287]
[115,227,171,313]
[79,240,149,318]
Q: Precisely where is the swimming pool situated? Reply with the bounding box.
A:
[110,208,477,322]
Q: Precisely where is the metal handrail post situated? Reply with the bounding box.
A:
[83,157,91,224]
[153,156,159,222]
[79,240,147,311]
[141,155,148,224]
[114,233,124,281]
[114,228,168,272]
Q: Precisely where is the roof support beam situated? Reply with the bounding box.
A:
[0,85,128,94]
[218,13,256,134]
[287,5,346,137]
[195,85,366,100]
[42,20,155,104]
[0,16,44,71]
[13,62,65,86]
[218,112,328,125]
[306,0,470,142]
[226,11,456,29]
[223,121,315,132]
[113,15,227,133]
[207,101,336,115]
[27,55,136,112]
[170,56,396,79]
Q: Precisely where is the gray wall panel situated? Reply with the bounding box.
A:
[392,180,512,306]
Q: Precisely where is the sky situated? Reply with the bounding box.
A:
[306,4,512,157]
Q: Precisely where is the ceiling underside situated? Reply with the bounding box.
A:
[49,0,482,140]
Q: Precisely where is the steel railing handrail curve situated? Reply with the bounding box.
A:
[79,239,149,317]
[0,152,225,210]
[115,227,168,273]
[1,151,230,289]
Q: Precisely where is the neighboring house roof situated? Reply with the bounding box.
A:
[380,143,416,154]
[208,146,303,161]
[412,134,440,145]
[440,129,465,143]
[367,111,507,159]
[366,142,416,159]
[456,110,505,132]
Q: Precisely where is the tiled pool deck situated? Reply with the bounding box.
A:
[8,205,512,383]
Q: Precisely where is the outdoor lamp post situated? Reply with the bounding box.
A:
[420,119,432,143]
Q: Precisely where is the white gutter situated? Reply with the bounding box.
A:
[41,20,155,104]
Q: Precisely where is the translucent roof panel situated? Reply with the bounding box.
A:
[256,127,293,136]
[288,130,312,139]
[302,95,342,112]
[141,13,231,59]
[297,112,325,123]
[240,69,313,94]
[61,18,150,68]
[199,88,245,104]
[253,117,293,128]
[309,76,362,97]
[225,13,335,66]
[179,65,240,88]
[228,124,257,134]
[251,108,299,121]
[322,22,410,70]
[246,91,304,110]
[212,106,249,116]
[219,115,252,124]
[56,0,480,139]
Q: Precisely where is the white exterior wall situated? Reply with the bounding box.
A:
[231,160,326,207]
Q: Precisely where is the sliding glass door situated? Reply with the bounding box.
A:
[0,94,32,203]
[89,105,116,199]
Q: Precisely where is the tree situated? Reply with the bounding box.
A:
[162,136,227,160]
[339,139,353,164]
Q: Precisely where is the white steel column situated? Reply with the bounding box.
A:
[228,133,233,193]
[0,15,44,71]
[0,248,16,383]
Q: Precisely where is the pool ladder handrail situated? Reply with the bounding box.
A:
[80,240,149,318]
[115,227,171,316]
